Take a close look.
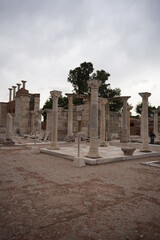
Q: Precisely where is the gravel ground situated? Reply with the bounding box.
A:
[0,145,160,240]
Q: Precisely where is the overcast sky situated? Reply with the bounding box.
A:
[0,0,160,114]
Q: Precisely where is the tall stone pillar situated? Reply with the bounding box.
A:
[36,110,42,133]
[12,86,17,100]
[21,80,27,89]
[139,107,142,138]
[8,88,12,102]
[139,92,151,152]
[127,105,133,139]
[30,111,35,134]
[66,94,73,139]
[49,90,61,150]
[45,109,52,133]
[120,96,130,143]
[86,79,102,158]
[99,98,108,146]
[153,109,159,141]
[17,83,21,91]
[84,97,91,137]
[106,101,111,141]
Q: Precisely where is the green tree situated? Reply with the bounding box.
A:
[68,62,122,111]
[135,102,158,117]
[67,62,94,94]
[42,95,68,120]
[42,61,122,112]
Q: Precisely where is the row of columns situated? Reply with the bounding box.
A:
[8,80,27,101]
[49,83,159,155]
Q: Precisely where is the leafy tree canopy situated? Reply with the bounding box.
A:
[42,61,122,113]
[135,102,160,117]
[67,62,94,94]
[42,95,68,120]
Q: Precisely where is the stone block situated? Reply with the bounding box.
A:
[31,145,40,153]
[72,157,86,167]
[121,148,136,156]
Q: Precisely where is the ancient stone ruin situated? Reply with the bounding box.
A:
[0,80,159,150]
[0,80,41,144]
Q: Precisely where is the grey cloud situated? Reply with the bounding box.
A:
[0,0,159,109]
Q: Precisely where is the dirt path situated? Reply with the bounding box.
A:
[0,147,160,240]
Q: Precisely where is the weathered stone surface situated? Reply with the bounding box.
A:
[14,94,30,135]
[86,79,102,158]
[72,157,86,167]
[49,90,62,150]
[0,103,7,128]
[153,109,159,141]
[31,145,40,154]
[99,98,108,146]
[6,113,12,139]
[121,148,136,156]
[66,94,73,138]
[120,96,131,143]
[139,92,151,152]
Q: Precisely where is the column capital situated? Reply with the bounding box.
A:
[21,80,27,89]
[99,97,108,105]
[12,85,17,89]
[43,108,52,113]
[127,105,133,111]
[120,96,131,102]
[50,90,62,98]
[16,83,21,90]
[8,88,12,91]
[30,111,35,115]
[87,79,102,89]
[37,110,44,115]
[65,93,74,98]
[152,109,159,114]
[139,92,151,99]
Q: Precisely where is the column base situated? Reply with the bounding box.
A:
[100,141,108,147]
[48,142,59,150]
[120,139,130,143]
[140,148,151,152]
[86,151,102,159]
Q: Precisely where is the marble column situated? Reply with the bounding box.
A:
[12,86,17,100]
[120,96,131,143]
[8,88,12,102]
[106,101,111,141]
[21,80,27,89]
[45,109,52,133]
[66,94,73,139]
[30,111,35,134]
[17,83,21,91]
[127,106,133,139]
[36,110,43,133]
[99,98,108,146]
[139,107,142,138]
[49,90,61,150]
[83,97,91,137]
[139,92,151,152]
[153,109,159,141]
[86,79,102,158]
